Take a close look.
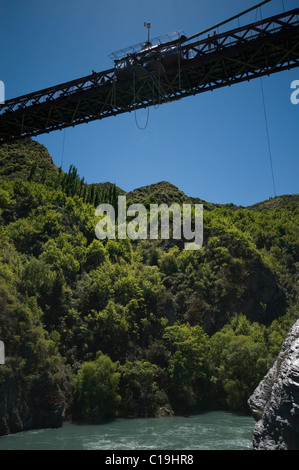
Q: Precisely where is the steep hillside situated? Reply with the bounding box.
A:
[126,181,239,211]
[0,138,298,434]
[0,138,58,182]
[126,181,192,206]
[247,194,299,211]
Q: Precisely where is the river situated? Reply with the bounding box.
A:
[0,411,254,450]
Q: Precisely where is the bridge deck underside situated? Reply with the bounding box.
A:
[0,9,298,143]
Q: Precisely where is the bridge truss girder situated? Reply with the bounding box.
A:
[0,8,298,143]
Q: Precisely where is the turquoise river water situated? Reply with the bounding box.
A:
[0,411,255,450]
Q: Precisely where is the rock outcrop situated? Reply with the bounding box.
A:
[248,320,299,450]
[0,365,70,436]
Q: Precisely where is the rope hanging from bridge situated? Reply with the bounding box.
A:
[153,66,161,109]
[260,78,277,198]
[60,128,66,169]
[281,0,285,12]
[134,105,150,131]
[133,71,150,130]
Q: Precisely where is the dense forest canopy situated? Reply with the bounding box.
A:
[0,138,298,432]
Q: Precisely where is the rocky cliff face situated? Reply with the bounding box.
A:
[0,365,69,436]
[248,320,299,450]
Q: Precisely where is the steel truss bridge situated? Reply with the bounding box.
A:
[0,7,299,144]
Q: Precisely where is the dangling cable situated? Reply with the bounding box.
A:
[260,78,277,197]
[133,71,150,130]
[153,74,159,109]
[134,106,150,130]
[178,49,182,90]
[111,79,116,109]
[60,128,66,169]
[154,61,162,109]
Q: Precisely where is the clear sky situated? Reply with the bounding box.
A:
[1,0,298,206]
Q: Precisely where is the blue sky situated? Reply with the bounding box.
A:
[1,0,298,206]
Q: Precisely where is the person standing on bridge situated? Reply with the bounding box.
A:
[212,31,219,49]
[207,33,212,51]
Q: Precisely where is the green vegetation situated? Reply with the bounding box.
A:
[0,139,298,431]
[72,352,121,423]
